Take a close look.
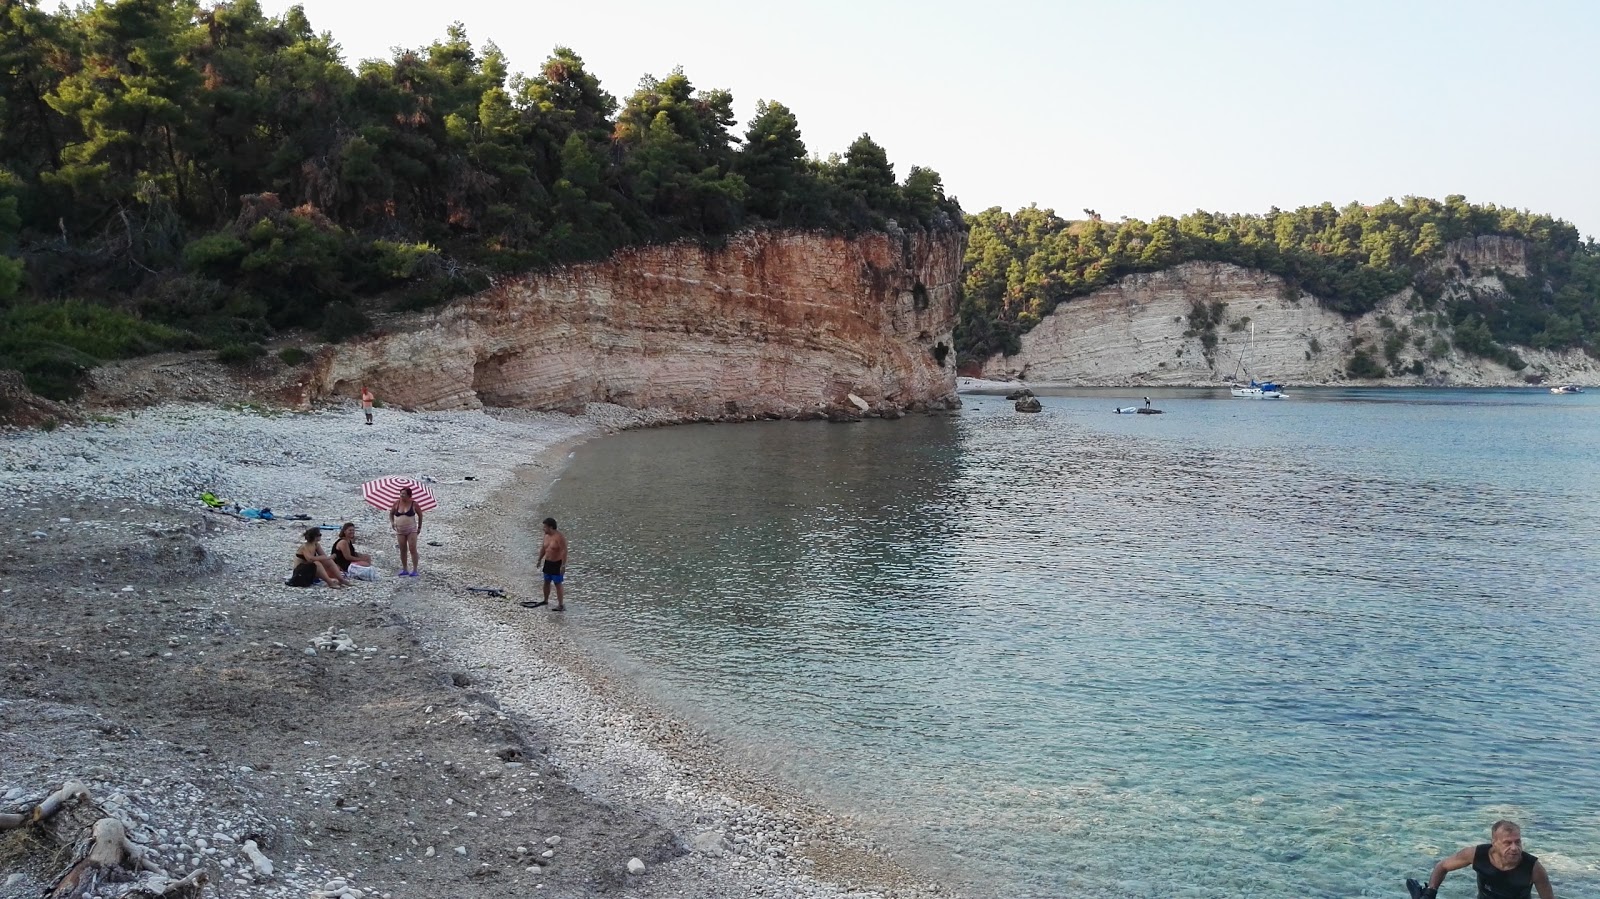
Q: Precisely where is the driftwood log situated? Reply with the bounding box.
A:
[0,780,89,830]
[2,780,207,898]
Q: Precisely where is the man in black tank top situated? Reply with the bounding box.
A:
[1418,820,1555,899]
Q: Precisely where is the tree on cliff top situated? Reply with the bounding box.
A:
[956,197,1596,365]
[0,0,964,398]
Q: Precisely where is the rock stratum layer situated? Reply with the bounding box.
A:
[982,236,1598,387]
[311,230,963,417]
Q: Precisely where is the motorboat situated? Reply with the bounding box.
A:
[1550,384,1584,394]
[1230,380,1285,399]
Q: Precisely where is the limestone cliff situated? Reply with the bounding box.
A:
[981,237,1598,387]
[310,229,963,417]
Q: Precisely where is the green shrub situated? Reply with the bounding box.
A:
[319,302,372,344]
[278,346,311,366]
[1383,332,1406,365]
[1346,350,1386,379]
[1,341,98,400]
[216,342,266,365]
[0,302,196,359]
[370,240,441,280]
[182,233,248,276]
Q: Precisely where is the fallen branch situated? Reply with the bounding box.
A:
[0,781,90,830]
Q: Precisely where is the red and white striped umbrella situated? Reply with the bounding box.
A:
[361,476,438,512]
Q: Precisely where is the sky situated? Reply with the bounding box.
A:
[258,0,1600,237]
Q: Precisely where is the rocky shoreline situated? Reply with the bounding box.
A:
[0,402,961,899]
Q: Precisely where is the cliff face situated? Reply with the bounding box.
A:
[311,229,964,417]
[981,236,1598,387]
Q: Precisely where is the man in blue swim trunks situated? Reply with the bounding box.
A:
[1416,820,1555,899]
[537,517,568,611]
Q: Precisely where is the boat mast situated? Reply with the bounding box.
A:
[1230,322,1253,382]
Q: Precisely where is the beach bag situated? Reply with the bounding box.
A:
[287,562,318,587]
[347,564,378,581]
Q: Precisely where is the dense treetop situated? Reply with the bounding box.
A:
[958,197,1600,366]
[0,0,961,397]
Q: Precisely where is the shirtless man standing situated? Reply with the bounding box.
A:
[536,517,568,611]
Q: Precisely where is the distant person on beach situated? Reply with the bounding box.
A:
[1415,820,1555,899]
[537,517,568,611]
[332,522,376,580]
[390,486,423,577]
[289,528,349,588]
[1144,396,1151,407]
[361,386,375,425]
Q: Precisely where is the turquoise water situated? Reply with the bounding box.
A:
[543,388,1600,898]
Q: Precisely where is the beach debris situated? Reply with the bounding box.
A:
[312,628,357,653]
[2,780,207,899]
[309,877,366,899]
[691,830,729,855]
[240,839,273,878]
[626,857,646,875]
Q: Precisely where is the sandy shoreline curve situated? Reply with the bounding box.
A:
[0,401,965,899]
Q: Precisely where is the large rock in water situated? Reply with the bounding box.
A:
[308,229,965,418]
[1015,396,1042,413]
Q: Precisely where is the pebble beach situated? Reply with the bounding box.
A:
[0,400,958,899]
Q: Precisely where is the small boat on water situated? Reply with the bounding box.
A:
[1550,384,1584,394]
[1230,380,1285,399]
[1227,324,1287,398]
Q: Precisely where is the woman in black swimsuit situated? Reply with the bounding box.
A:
[390,487,423,576]
[331,522,372,573]
[290,528,348,588]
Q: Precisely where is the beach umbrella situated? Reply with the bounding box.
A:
[362,476,438,512]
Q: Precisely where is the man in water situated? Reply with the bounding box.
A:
[1143,396,1151,407]
[536,517,568,611]
[1414,820,1555,899]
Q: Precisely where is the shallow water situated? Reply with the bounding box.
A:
[543,388,1600,898]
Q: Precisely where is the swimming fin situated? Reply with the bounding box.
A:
[1406,877,1431,899]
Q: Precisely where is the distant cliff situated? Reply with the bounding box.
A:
[981,237,1599,387]
[307,229,964,418]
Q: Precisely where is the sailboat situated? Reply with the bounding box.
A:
[1228,324,1286,399]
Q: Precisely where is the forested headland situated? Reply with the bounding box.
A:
[0,0,961,399]
[957,198,1600,368]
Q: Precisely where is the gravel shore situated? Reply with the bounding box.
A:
[0,402,960,899]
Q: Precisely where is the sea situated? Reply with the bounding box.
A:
[541,387,1600,899]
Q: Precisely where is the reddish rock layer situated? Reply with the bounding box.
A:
[311,229,963,417]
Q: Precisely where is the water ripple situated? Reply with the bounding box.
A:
[546,389,1600,899]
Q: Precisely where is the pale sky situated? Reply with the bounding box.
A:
[260,0,1600,237]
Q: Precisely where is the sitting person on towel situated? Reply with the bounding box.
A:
[288,528,350,588]
[332,522,377,580]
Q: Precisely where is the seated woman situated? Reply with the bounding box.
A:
[288,528,349,588]
[331,522,375,580]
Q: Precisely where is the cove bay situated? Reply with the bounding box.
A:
[546,388,1600,899]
